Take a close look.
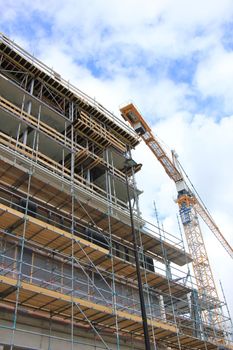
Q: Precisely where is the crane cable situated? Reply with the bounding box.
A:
[175,156,221,224]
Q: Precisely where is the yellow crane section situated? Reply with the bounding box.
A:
[120,103,233,327]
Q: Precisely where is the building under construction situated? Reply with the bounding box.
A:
[0,34,232,350]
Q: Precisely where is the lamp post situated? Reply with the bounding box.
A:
[124,158,151,350]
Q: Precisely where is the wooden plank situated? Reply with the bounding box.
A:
[0,204,192,296]
[0,274,177,332]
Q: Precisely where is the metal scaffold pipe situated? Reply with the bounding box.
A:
[125,156,152,350]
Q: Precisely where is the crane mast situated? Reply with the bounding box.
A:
[120,103,233,327]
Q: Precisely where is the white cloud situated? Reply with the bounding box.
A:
[1,0,232,65]
[195,47,233,113]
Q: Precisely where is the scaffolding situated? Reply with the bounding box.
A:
[0,33,232,350]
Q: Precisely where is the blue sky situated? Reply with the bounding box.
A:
[0,0,233,318]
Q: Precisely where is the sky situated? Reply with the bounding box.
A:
[0,0,233,323]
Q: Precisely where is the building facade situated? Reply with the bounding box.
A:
[0,34,232,350]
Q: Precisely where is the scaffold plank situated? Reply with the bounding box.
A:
[0,203,191,296]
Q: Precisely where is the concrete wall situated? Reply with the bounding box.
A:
[0,311,147,350]
[0,309,168,350]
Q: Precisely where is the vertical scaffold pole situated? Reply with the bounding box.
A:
[125,155,151,350]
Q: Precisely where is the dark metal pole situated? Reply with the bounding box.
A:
[125,170,151,350]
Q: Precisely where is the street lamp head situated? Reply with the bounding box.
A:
[124,158,137,171]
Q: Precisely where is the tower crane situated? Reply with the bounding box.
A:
[120,103,233,326]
